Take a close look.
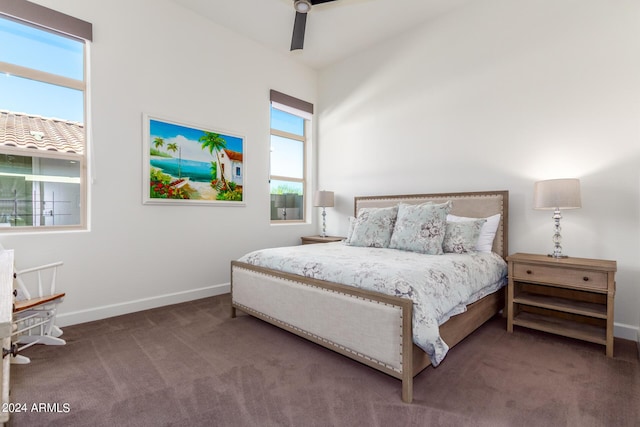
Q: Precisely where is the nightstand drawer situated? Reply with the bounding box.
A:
[512,263,607,291]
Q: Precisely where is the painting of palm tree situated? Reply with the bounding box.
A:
[143,115,244,205]
[152,137,164,152]
[199,132,228,188]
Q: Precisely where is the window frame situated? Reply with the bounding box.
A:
[0,3,91,232]
[269,90,313,224]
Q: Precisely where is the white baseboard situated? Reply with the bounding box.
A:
[56,283,230,327]
[614,321,640,342]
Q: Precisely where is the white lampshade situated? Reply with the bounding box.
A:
[313,190,334,208]
[534,179,581,210]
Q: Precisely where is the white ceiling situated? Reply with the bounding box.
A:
[171,0,473,70]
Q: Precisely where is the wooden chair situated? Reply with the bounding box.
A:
[11,260,65,364]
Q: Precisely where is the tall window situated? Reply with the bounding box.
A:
[0,2,92,230]
[269,90,312,222]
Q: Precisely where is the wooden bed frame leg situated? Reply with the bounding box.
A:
[402,377,413,403]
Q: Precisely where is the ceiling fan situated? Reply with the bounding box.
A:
[290,0,338,51]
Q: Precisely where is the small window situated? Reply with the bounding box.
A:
[269,91,313,223]
[0,5,92,230]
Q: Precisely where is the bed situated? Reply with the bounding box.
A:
[231,190,509,403]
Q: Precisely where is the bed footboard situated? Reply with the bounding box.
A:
[231,261,416,402]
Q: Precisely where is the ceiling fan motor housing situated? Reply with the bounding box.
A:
[294,0,312,13]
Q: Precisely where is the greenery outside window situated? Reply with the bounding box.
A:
[0,4,92,230]
[269,90,313,223]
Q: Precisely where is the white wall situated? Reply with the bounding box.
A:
[0,0,318,324]
[318,0,640,339]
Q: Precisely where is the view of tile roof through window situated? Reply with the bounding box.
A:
[0,110,84,154]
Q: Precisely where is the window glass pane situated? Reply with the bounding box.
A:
[0,16,84,80]
[270,106,304,136]
[0,74,84,123]
[0,154,81,227]
[270,180,303,221]
[270,135,303,179]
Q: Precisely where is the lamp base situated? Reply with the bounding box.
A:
[320,207,327,237]
[548,208,568,259]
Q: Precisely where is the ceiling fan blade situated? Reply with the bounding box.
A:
[290,11,307,51]
[310,0,337,4]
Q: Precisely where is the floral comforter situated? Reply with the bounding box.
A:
[238,242,507,366]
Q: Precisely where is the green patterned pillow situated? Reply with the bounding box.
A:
[388,201,451,254]
[443,218,487,254]
[348,206,398,248]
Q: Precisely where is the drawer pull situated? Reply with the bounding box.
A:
[583,276,589,281]
[526,270,532,274]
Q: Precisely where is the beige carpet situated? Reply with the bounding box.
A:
[7,294,640,426]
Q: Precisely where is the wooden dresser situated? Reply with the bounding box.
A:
[506,252,617,356]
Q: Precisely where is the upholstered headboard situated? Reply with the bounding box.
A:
[354,191,509,259]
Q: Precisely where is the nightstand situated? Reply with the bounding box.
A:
[506,253,617,357]
[300,235,344,245]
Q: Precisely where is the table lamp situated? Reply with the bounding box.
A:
[313,190,334,237]
[533,178,581,258]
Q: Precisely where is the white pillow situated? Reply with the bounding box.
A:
[446,213,501,253]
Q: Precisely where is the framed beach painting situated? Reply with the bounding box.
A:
[142,114,245,206]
